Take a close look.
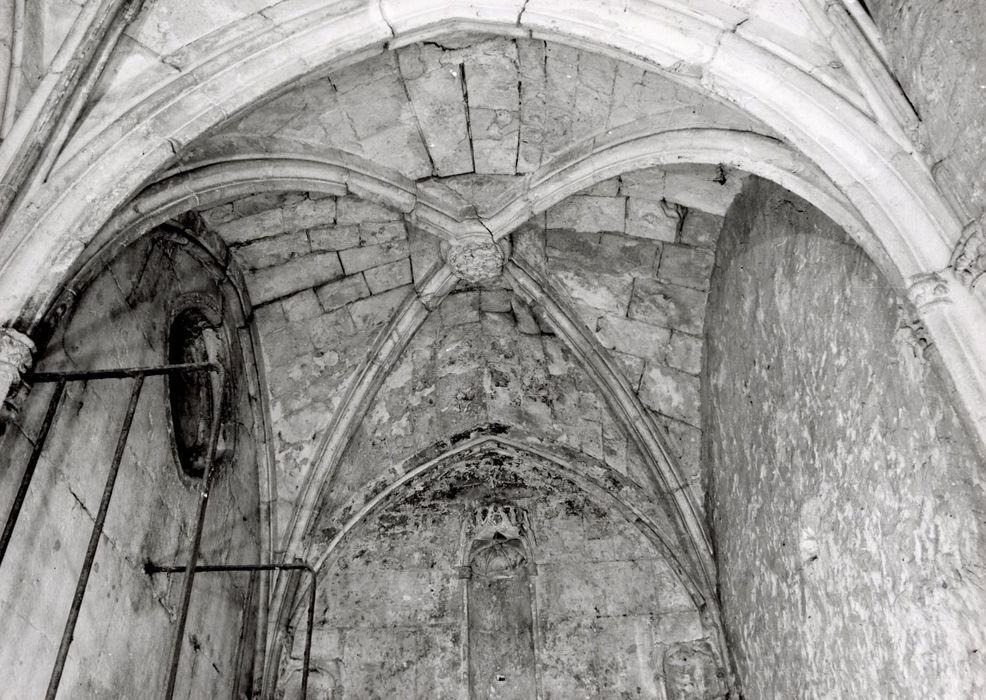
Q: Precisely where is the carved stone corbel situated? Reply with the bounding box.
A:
[896,305,933,361]
[0,327,35,417]
[950,219,986,287]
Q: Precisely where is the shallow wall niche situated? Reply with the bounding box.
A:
[461,504,538,698]
[0,226,263,698]
[705,178,986,698]
[278,447,725,699]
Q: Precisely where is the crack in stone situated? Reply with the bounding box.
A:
[377,0,397,43]
[459,62,477,174]
[517,0,531,27]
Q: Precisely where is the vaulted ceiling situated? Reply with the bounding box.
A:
[3,1,986,691]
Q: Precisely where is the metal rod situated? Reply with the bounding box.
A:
[28,361,218,383]
[162,366,224,700]
[45,374,144,700]
[146,561,317,699]
[303,565,315,699]
[0,378,66,567]
[146,563,313,574]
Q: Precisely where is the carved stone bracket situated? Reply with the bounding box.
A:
[0,327,35,414]
[896,305,933,361]
[442,234,510,284]
[950,219,986,287]
[466,504,536,579]
[469,503,530,543]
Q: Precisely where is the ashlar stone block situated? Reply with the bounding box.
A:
[679,210,724,249]
[626,197,679,242]
[553,262,633,317]
[336,196,402,225]
[639,363,701,426]
[233,231,310,270]
[628,279,707,335]
[339,240,410,275]
[547,195,626,233]
[397,43,473,177]
[348,285,413,329]
[309,224,360,252]
[657,244,716,291]
[315,274,370,312]
[666,331,703,375]
[246,252,343,305]
[364,258,412,294]
[596,316,671,361]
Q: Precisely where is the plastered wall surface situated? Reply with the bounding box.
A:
[0,230,262,698]
[705,178,986,698]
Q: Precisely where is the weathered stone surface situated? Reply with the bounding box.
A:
[626,197,679,242]
[707,179,986,699]
[666,331,702,375]
[679,210,723,249]
[281,288,322,322]
[596,316,671,361]
[216,196,338,244]
[873,0,986,225]
[397,43,473,176]
[510,296,540,335]
[247,252,343,304]
[0,233,259,700]
[0,327,33,407]
[547,195,626,233]
[516,39,548,172]
[553,260,633,316]
[480,288,513,313]
[663,167,745,216]
[408,227,443,282]
[284,450,710,700]
[442,236,506,284]
[315,274,370,312]
[363,258,412,294]
[462,39,520,174]
[657,244,716,291]
[233,231,309,270]
[336,196,403,225]
[308,224,360,252]
[639,363,701,426]
[359,221,406,246]
[338,240,410,275]
[440,289,480,327]
[348,285,413,329]
[628,279,706,335]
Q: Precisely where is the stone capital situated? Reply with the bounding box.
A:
[0,328,35,402]
[905,271,951,312]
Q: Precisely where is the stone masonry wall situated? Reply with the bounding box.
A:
[0,230,261,698]
[523,166,740,505]
[705,178,986,698]
[307,282,662,545]
[223,38,758,181]
[199,191,440,547]
[197,173,732,550]
[280,451,718,699]
[868,0,986,230]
